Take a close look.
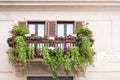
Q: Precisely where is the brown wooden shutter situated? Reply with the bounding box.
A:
[74,21,83,33]
[45,21,48,35]
[18,21,27,27]
[48,21,56,37]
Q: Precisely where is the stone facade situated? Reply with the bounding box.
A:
[1,0,120,80]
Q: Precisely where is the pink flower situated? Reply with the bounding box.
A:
[54,35,58,38]
[36,48,41,50]
[78,34,82,37]
[68,34,72,37]
[31,34,36,37]
[44,34,48,38]
[12,34,17,37]
[65,46,70,49]
[93,52,96,55]
[88,34,93,37]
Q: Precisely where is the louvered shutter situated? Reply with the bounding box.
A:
[44,21,48,35]
[74,21,83,33]
[48,21,56,37]
[18,21,27,27]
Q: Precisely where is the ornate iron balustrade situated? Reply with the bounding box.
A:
[26,39,76,58]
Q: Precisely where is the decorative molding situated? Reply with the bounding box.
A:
[0,0,120,11]
[0,0,120,6]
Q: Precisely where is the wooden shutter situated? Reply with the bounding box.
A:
[18,21,27,27]
[45,21,48,35]
[48,21,56,37]
[74,21,83,33]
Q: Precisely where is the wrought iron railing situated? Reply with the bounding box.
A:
[26,39,76,58]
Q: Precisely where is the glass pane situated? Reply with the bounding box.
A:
[28,24,35,34]
[66,23,73,36]
[57,24,64,37]
[38,24,45,36]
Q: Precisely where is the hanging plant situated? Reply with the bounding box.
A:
[7,36,34,71]
[8,48,17,65]
[70,46,85,76]
[62,53,71,76]
[26,46,34,61]
[42,47,59,80]
[14,36,27,70]
[81,37,94,65]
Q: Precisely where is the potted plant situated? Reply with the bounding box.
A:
[54,35,64,43]
[9,24,29,36]
[75,22,93,36]
[66,34,76,43]
[7,37,14,47]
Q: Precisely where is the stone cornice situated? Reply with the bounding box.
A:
[0,0,120,11]
[0,0,120,6]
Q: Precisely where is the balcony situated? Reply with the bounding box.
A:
[7,35,77,58]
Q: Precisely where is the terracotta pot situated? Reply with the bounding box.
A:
[66,51,70,55]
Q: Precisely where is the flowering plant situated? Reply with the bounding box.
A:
[54,35,64,40]
[64,46,70,55]
[66,34,76,40]
[31,34,36,37]
[43,34,48,40]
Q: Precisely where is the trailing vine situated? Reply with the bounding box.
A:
[62,53,71,76]
[7,36,34,70]
[15,36,27,70]
[42,47,59,80]
[70,46,83,74]
[26,46,34,61]
[8,48,17,65]
[81,37,94,65]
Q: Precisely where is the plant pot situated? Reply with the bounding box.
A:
[55,40,63,43]
[50,52,54,56]
[9,41,14,47]
[66,51,70,55]
[66,40,76,43]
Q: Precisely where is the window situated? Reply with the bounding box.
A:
[19,21,82,58]
[57,22,74,37]
[19,21,82,37]
[57,22,74,48]
[28,22,45,36]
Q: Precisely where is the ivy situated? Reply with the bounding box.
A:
[8,48,17,65]
[62,54,71,76]
[81,37,94,65]
[15,36,27,70]
[8,36,34,71]
[42,47,59,80]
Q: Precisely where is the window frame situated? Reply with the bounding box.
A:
[57,21,74,37]
[28,21,46,36]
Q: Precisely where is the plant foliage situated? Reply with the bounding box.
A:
[9,24,29,36]
[7,22,95,80]
[76,23,93,36]
[42,47,59,80]
[8,36,34,70]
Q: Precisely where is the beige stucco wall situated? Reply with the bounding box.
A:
[1,1,120,80]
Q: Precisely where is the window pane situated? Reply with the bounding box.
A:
[57,24,64,37]
[66,23,73,36]
[38,24,45,36]
[28,24,35,34]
